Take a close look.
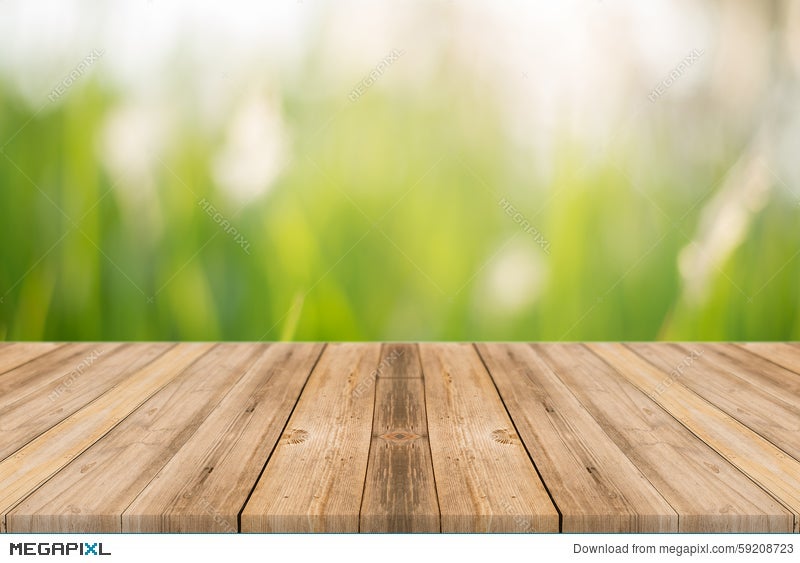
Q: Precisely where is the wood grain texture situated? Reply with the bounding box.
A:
[589,343,800,533]
[740,343,800,376]
[2,342,799,534]
[375,343,423,379]
[0,344,212,533]
[122,343,324,532]
[0,343,61,375]
[632,343,800,462]
[477,343,675,532]
[7,344,263,532]
[0,343,121,411]
[360,344,439,532]
[537,343,792,532]
[241,344,382,532]
[420,343,559,532]
[715,343,800,400]
[0,343,173,461]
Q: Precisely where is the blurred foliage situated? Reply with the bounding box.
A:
[0,37,798,342]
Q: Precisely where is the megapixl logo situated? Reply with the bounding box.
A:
[9,542,111,556]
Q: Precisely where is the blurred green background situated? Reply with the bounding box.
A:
[0,0,798,341]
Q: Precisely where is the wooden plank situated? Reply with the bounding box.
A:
[122,343,325,532]
[588,343,800,533]
[360,344,439,532]
[2,341,798,534]
[536,343,792,532]
[6,344,264,533]
[701,343,800,412]
[0,343,174,461]
[0,343,61,375]
[632,343,800,462]
[0,343,122,406]
[476,343,675,532]
[739,343,800,376]
[376,343,421,379]
[420,343,559,532]
[0,344,212,533]
[241,344,381,533]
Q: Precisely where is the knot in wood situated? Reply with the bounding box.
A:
[380,430,420,443]
[283,428,309,445]
[491,428,518,445]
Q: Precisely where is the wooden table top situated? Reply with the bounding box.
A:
[0,342,798,533]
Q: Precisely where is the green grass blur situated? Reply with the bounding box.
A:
[0,64,798,342]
